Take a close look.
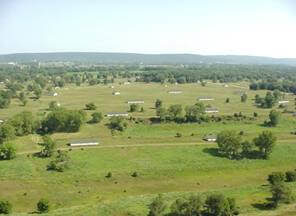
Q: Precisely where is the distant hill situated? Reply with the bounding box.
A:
[0,52,296,65]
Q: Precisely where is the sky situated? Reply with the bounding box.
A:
[0,0,296,58]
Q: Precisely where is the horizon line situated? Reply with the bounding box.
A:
[1,51,296,59]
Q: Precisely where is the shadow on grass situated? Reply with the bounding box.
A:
[203,148,263,160]
[252,199,274,211]
[28,211,40,214]
[202,148,222,157]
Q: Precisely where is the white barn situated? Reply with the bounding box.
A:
[205,108,219,113]
[198,97,214,101]
[278,100,289,104]
[69,139,99,147]
[112,92,121,95]
[203,134,217,142]
[168,90,182,94]
[106,112,129,117]
[127,100,144,104]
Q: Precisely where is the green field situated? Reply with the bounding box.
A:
[1,82,296,215]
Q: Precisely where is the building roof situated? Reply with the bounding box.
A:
[107,112,129,115]
[203,134,217,140]
[198,96,214,100]
[205,108,219,111]
[127,100,144,102]
[168,90,182,93]
[70,139,99,145]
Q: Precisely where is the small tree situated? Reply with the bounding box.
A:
[37,198,50,213]
[0,200,12,214]
[47,150,70,172]
[105,172,112,178]
[109,117,127,131]
[185,102,205,123]
[0,123,16,144]
[253,131,277,159]
[40,135,56,158]
[216,130,242,159]
[129,104,139,112]
[185,194,203,216]
[267,172,285,185]
[18,92,27,106]
[167,104,183,121]
[156,107,167,122]
[204,193,238,216]
[268,110,281,127]
[155,99,163,109]
[226,98,230,103]
[0,144,16,160]
[90,112,103,123]
[148,194,167,216]
[170,198,187,216]
[34,88,42,99]
[241,93,247,103]
[286,171,296,182]
[241,140,254,156]
[170,194,203,216]
[270,183,293,208]
[85,102,97,110]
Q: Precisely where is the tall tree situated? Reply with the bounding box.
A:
[253,131,276,159]
[217,130,242,159]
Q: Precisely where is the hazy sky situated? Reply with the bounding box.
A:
[1,0,296,57]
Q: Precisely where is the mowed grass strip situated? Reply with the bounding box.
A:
[1,142,296,214]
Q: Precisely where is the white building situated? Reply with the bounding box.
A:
[112,92,121,95]
[205,108,219,113]
[69,139,99,147]
[106,112,129,117]
[127,100,144,104]
[198,97,214,101]
[278,100,289,104]
[203,134,217,142]
[168,90,182,94]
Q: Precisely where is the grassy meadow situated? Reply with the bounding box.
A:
[0,81,296,215]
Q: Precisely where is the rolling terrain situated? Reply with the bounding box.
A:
[0,81,296,215]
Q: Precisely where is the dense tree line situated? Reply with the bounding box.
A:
[250,81,296,94]
[216,130,277,160]
[147,193,239,216]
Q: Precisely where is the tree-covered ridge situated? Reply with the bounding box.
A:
[1,52,296,65]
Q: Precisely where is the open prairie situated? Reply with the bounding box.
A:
[1,81,296,215]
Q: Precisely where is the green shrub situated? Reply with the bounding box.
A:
[90,112,103,123]
[0,144,16,160]
[131,172,138,177]
[286,171,296,182]
[85,102,97,110]
[176,132,182,138]
[37,198,50,213]
[268,172,285,185]
[0,200,12,214]
[47,150,70,172]
[106,172,112,178]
